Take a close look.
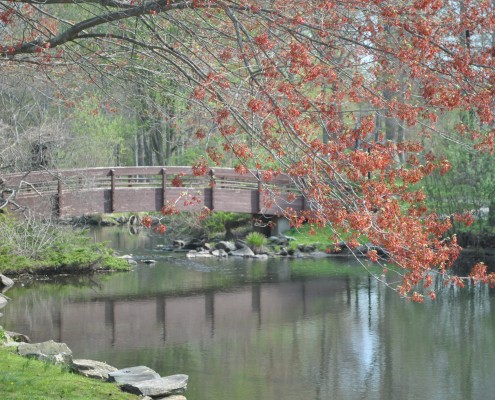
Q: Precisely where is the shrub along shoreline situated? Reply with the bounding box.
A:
[0,213,130,276]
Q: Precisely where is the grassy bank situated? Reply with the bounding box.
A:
[285,224,335,246]
[0,343,136,399]
[0,244,130,276]
[0,214,129,276]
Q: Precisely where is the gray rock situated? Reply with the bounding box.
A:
[72,359,118,380]
[288,249,303,258]
[127,259,138,265]
[186,249,213,258]
[183,238,205,250]
[309,251,329,258]
[234,239,247,249]
[120,374,188,397]
[108,366,160,385]
[142,259,156,264]
[230,246,255,257]
[354,243,388,258]
[5,331,30,343]
[17,340,73,365]
[0,274,14,289]
[0,293,9,310]
[298,244,317,253]
[215,241,236,252]
[269,236,288,246]
[328,242,349,254]
[355,244,370,255]
[3,341,21,348]
[173,240,185,248]
[211,249,228,258]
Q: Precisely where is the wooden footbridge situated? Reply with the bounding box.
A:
[1,167,306,219]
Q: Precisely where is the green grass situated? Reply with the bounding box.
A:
[0,242,130,275]
[246,232,267,247]
[285,223,368,249]
[288,258,384,278]
[0,347,137,400]
[284,224,335,251]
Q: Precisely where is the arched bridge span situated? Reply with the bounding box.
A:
[1,167,306,218]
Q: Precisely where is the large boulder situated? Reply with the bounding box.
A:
[72,359,118,380]
[120,374,188,397]
[108,366,160,385]
[230,246,255,257]
[17,340,73,365]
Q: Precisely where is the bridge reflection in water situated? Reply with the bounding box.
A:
[11,278,349,355]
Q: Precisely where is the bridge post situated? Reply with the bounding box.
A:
[161,168,167,207]
[256,170,262,213]
[209,169,215,210]
[110,169,116,213]
[57,179,63,218]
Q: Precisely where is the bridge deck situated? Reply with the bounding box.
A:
[2,167,306,218]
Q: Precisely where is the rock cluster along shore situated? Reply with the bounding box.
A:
[2,338,188,399]
[168,237,389,261]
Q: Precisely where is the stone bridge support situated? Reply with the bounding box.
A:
[254,215,291,237]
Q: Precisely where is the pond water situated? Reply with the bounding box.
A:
[2,227,495,400]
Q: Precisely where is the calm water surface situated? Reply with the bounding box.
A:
[2,227,495,400]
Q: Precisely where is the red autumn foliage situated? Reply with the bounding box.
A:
[3,0,495,301]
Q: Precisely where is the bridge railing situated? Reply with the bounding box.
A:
[1,167,305,217]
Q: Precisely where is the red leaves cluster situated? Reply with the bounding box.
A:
[171,173,184,187]
[5,0,494,302]
[0,9,14,24]
[192,158,208,176]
